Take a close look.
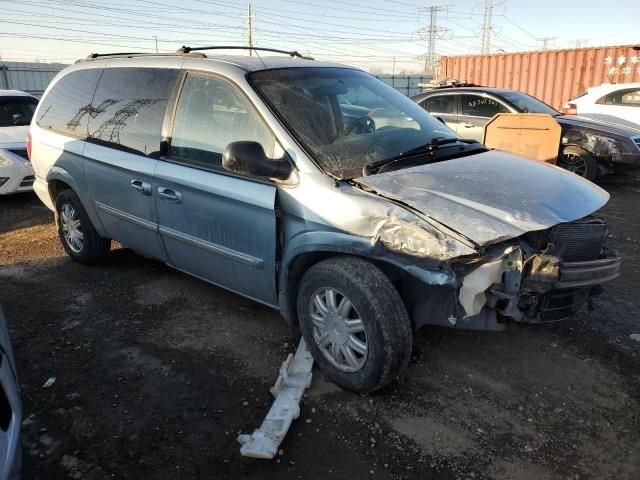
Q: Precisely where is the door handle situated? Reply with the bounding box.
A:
[461,122,475,128]
[130,179,152,196]
[158,186,183,204]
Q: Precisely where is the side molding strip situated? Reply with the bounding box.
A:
[95,202,157,232]
[159,225,264,268]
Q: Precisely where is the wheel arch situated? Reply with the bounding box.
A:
[46,166,107,237]
[277,231,439,328]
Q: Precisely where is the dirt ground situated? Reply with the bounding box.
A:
[1,174,639,480]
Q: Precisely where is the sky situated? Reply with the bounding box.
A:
[0,0,638,73]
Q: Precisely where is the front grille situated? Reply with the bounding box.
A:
[547,219,608,262]
[19,175,35,188]
[7,149,28,161]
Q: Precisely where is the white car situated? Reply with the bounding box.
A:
[0,90,38,195]
[563,83,640,126]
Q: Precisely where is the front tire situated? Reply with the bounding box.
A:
[55,189,110,264]
[558,145,599,181]
[296,257,412,393]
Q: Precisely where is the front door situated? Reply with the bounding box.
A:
[155,71,280,306]
[458,94,509,142]
[84,67,179,261]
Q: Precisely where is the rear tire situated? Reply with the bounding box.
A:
[558,145,599,181]
[296,256,412,393]
[55,189,110,264]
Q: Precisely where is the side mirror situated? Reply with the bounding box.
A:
[222,141,292,180]
[436,116,446,125]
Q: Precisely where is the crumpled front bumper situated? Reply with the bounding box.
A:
[526,251,621,291]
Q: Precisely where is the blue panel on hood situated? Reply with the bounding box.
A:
[355,150,609,245]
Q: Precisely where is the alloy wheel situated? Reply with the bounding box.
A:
[308,287,368,372]
[60,203,84,253]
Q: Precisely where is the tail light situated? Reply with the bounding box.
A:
[562,103,578,115]
[26,131,32,161]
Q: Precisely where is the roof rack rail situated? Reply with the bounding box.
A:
[177,45,314,60]
[77,51,207,63]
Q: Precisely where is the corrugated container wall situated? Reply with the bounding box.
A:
[436,45,640,109]
[0,61,67,97]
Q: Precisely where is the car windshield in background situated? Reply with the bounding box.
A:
[500,91,559,116]
[250,68,456,178]
[0,96,38,127]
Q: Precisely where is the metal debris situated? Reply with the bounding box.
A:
[237,339,314,459]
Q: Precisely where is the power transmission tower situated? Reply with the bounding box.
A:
[480,0,503,54]
[571,38,590,49]
[538,37,556,51]
[416,5,450,76]
[246,2,254,56]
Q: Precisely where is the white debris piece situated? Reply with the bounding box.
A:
[630,333,640,343]
[42,377,56,388]
[237,338,314,459]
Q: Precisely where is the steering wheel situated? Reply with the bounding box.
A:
[344,115,376,135]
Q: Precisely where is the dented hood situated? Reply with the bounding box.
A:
[355,150,609,246]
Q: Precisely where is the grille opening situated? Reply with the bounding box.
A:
[0,384,12,431]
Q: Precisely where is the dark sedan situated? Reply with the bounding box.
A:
[412,87,640,180]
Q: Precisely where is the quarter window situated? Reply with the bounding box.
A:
[423,95,455,114]
[36,68,103,137]
[460,94,507,118]
[88,68,178,156]
[169,73,276,171]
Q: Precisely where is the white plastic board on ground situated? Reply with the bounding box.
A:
[237,338,314,459]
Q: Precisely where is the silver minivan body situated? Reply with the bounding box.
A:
[29,54,620,391]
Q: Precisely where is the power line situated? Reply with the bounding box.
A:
[480,0,503,54]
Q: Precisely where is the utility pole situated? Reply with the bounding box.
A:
[153,35,158,54]
[246,2,254,56]
[480,0,502,54]
[416,5,449,76]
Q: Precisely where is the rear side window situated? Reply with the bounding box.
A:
[169,72,276,171]
[423,95,455,114]
[88,68,178,157]
[598,88,640,107]
[36,68,103,137]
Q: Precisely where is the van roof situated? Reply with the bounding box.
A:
[0,89,36,98]
[77,50,353,73]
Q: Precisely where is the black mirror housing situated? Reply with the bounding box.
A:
[222,141,292,180]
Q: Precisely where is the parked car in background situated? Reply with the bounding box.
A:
[30,49,620,393]
[0,307,21,480]
[0,90,38,195]
[563,83,640,126]
[412,86,640,180]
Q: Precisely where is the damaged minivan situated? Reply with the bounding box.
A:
[29,48,621,393]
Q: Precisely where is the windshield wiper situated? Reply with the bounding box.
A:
[362,138,480,176]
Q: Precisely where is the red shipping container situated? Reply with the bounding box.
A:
[436,45,640,109]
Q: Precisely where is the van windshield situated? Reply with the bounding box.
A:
[250,68,456,178]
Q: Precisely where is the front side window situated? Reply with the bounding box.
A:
[423,95,456,114]
[170,73,276,172]
[460,94,508,118]
[249,67,454,178]
[87,68,178,156]
[0,96,38,127]
[36,68,103,136]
